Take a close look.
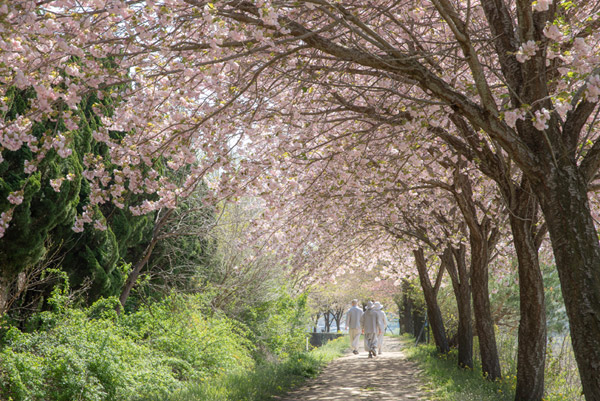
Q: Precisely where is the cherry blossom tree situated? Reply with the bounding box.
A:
[195,2,599,397]
[3,1,600,399]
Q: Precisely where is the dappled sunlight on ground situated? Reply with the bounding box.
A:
[275,337,428,400]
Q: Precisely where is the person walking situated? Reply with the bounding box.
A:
[345,299,363,355]
[373,302,388,355]
[361,301,384,358]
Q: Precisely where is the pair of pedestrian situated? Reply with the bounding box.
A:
[345,299,388,358]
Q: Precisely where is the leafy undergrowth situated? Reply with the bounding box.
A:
[0,287,346,401]
[401,337,515,401]
[401,335,581,401]
[0,292,254,401]
[164,337,349,401]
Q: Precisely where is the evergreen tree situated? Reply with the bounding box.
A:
[0,87,154,310]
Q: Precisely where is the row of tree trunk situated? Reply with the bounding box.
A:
[312,308,344,333]
[392,169,548,400]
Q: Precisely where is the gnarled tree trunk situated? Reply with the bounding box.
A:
[509,182,547,401]
[537,170,600,400]
[453,170,501,380]
[413,248,449,354]
[446,116,548,399]
[324,311,332,332]
[469,221,501,381]
[400,279,415,335]
[444,245,473,369]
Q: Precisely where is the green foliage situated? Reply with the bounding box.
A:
[238,289,310,360]
[0,291,254,401]
[489,261,568,336]
[54,93,155,301]
[0,86,155,303]
[403,339,514,401]
[405,332,583,401]
[0,87,83,278]
[163,336,349,401]
[544,335,583,401]
[540,263,569,335]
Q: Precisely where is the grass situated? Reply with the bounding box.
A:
[401,333,583,401]
[400,335,515,401]
[162,336,349,401]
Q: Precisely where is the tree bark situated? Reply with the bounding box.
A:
[413,248,449,354]
[118,209,173,313]
[0,275,11,316]
[332,308,343,332]
[445,116,547,398]
[508,184,546,401]
[537,170,600,400]
[413,308,426,340]
[452,170,501,380]
[313,312,321,333]
[470,227,502,380]
[324,311,331,332]
[444,245,473,369]
[400,279,415,335]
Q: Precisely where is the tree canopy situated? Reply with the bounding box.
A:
[2,1,600,399]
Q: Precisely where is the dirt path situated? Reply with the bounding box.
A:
[275,336,429,401]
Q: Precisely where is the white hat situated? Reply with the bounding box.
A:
[373,302,383,310]
[366,301,374,309]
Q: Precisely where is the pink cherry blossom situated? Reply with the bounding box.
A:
[543,24,563,42]
[7,191,23,205]
[93,219,107,231]
[50,178,64,192]
[533,109,551,131]
[504,110,524,129]
[0,210,13,238]
[23,160,37,174]
[586,76,600,103]
[516,41,537,63]
[533,0,551,12]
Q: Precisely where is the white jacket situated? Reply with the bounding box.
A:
[346,306,363,329]
[360,308,384,334]
[375,309,388,330]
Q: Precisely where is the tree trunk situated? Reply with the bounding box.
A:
[452,171,501,380]
[413,248,449,354]
[445,114,546,396]
[413,308,425,340]
[0,275,11,316]
[313,312,320,333]
[324,311,332,332]
[401,279,414,335]
[509,185,546,401]
[118,209,173,313]
[537,171,600,400]
[444,245,473,369]
[470,232,502,380]
[333,308,343,332]
[118,237,159,312]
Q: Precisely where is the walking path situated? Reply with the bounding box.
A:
[276,336,429,400]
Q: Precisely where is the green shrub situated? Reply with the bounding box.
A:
[0,292,253,401]
[403,333,582,401]
[237,290,309,361]
[403,340,514,401]
[166,336,349,401]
